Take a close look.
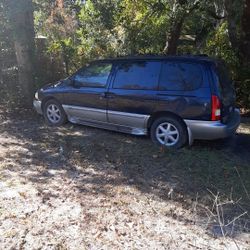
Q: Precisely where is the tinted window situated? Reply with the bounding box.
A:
[159,62,203,91]
[74,63,112,88]
[216,63,234,95]
[113,61,161,90]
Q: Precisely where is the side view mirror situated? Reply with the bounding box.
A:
[68,76,78,88]
[72,79,82,89]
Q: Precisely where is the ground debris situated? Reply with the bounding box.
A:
[0,109,249,249]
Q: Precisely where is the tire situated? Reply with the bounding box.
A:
[150,116,187,149]
[43,99,67,126]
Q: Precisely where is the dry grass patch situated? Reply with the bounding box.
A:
[0,108,249,249]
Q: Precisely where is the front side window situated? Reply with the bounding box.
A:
[113,61,161,90]
[159,62,203,91]
[74,63,112,88]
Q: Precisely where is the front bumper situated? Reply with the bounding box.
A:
[185,109,241,143]
[33,99,43,115]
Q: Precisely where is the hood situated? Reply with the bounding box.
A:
[41,80,64,91]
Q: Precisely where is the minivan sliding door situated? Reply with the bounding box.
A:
[107,60,161,132]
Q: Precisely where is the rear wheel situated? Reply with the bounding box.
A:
[150,116,187,149]
[43,99,67,126]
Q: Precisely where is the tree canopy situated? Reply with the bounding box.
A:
[0,0,250,107]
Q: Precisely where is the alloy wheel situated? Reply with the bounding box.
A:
[46,104,61,124]
[156,122,180,146]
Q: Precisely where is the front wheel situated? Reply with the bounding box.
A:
[43,99,67,126]
[150,116,187,149]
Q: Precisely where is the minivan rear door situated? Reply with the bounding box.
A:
[213,62,236,123]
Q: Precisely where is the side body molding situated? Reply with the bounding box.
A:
[62,104,150,135]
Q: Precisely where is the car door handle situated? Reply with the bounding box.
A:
[100,92,115,99]
[100,93,107,99]
[107,93,115,99]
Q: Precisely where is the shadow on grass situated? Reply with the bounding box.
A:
[0,107,250,238]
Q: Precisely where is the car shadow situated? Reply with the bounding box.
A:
[193,133,250,161]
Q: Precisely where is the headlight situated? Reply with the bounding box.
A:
[35,91,39,100]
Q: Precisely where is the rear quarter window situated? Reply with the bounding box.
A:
[159,62,203,91]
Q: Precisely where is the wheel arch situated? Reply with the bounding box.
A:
[147,111,193,146]
[147,111,186,129]
[148,111,191,147]
[41,96,60,112]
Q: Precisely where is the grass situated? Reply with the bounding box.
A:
[179,148,249,199]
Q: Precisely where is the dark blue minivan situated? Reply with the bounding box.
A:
[33,55,240,148]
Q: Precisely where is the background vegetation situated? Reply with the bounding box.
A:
[0,2,250,246]
[0,0,250,108]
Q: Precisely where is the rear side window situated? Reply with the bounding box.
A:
[113,61,161,90]
[159,62,203,91]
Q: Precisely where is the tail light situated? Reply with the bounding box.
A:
[211,95,221,121]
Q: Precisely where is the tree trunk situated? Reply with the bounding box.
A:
[5,0,35,106]
[225,0,239,54]
[164,16,185,55]
[163,0,200,56]
[240,0,250,62]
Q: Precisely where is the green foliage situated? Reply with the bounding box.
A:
[235,66,250,109]
[204,22,250,109]
[235,79,250,109]
[76,0,118,60]
[1,0,250,108]
[117,0,168,54]
[205,22,239,75]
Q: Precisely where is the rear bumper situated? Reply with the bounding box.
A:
[185,109,241,143]
[33,99,43,115]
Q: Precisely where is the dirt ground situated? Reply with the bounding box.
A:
[0,108,249,250]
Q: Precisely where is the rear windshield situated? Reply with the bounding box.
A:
[214,62,235,106]
[215,63,234,95]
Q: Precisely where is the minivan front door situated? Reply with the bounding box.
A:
[62,62,113,123]
[107,61,161,133]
